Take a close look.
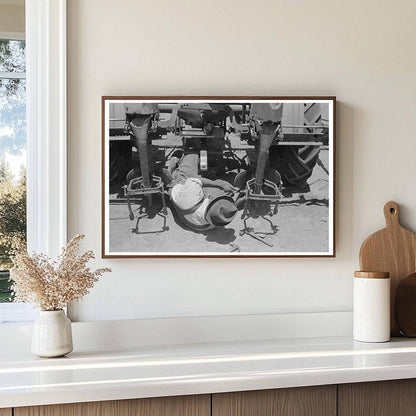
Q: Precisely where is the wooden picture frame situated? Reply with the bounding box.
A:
[102,96,336,258]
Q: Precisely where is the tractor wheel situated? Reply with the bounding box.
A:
[269,145,320,187]
[109,142,132,185]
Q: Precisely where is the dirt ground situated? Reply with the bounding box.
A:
[108,139,330,254]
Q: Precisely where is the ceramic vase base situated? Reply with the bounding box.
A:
[31,310,73,358]
[31,344,73,358]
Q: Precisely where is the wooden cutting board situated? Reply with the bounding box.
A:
[359,201,416,336]
[395,273,416,337]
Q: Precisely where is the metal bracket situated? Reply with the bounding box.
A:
[242,177,282,219]
[123,175,168,233]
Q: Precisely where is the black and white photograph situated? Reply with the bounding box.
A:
[102,97,335,257]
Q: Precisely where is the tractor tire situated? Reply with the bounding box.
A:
[269,144,320,187]
[109,142,132,185]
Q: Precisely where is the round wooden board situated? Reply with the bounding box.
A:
[359,201,416,336]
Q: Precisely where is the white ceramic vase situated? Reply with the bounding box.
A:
[31,310,73,358]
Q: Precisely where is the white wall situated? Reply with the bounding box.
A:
[67,0,416,322]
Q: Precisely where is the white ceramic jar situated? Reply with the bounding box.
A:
[31,310,73,357]
[353,271,390,343]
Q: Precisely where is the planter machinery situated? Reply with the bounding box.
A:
[108,102,329,229]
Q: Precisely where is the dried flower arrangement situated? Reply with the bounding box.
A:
[10,234,111,311]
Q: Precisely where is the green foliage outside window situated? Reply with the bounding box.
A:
[0,161,26,302]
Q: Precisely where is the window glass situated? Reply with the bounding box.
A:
[0,39,26,73]
[0,39,26,303]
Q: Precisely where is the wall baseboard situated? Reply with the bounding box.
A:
[0,311,352,353]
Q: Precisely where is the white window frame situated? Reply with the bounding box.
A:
[0,32,24,40]
[0,0,67,323]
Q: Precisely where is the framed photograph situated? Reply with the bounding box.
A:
[102,96,336,258]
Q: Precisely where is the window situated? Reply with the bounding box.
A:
[0,34,26,305]
[0,0,67,324]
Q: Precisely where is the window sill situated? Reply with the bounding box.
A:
[0,303,35,324]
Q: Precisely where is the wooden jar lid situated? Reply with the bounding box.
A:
[354,271,390,279]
